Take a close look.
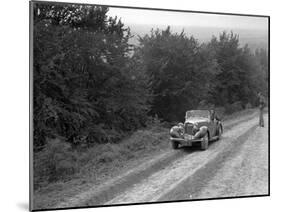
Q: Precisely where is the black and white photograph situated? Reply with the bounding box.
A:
[30,1,269,211]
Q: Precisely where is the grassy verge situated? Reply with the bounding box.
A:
[34,123,170,209]
[33,108,259,209]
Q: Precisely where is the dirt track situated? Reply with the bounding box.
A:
[56,112,268,208]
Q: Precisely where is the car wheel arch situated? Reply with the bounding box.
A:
[206,130,210,139]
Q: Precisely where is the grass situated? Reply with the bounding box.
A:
[33,124,170,209]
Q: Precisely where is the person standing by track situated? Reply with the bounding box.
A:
[258,92,266,127]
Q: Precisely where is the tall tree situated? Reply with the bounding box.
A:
[33,3,150,150]
[138,27,219,121]
[208,31,243,106]
[208,31,268,108]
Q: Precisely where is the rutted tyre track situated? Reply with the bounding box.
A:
[105,117,259,204]
[194,117,268,199]
[56,111,259,208]
[157,124,258,201]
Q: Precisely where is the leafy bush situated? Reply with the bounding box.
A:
[34,126,169,191]
[245,103,252,109]
[225,101,243,114]
[197,100,215,110]
[145,114,164,131]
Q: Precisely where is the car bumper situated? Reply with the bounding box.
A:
[170,136,204,146]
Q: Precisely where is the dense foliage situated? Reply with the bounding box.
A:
[138,27,220,121]
[33,3,151,150]
[207,32,268,110]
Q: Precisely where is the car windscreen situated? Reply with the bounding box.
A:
[185,110,210,119]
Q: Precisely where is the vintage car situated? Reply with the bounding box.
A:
[170,110,223,150]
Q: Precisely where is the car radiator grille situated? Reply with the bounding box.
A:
[185,123,194,135]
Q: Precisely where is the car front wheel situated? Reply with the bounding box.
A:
[171,140,179,149]
[201,133,209,150]
[217,125,223,139]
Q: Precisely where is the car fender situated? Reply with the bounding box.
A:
[194,126,208,139]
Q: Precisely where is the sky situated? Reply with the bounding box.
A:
[107,6,268,31]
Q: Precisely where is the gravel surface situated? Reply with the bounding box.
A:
[194,115,268,199]
[105,115,267,205]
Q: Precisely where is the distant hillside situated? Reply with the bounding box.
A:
[127,24,268,51]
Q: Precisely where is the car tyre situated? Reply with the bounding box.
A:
[201,133,209,150]
[171,140,179,149]
[216,125,223,140]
